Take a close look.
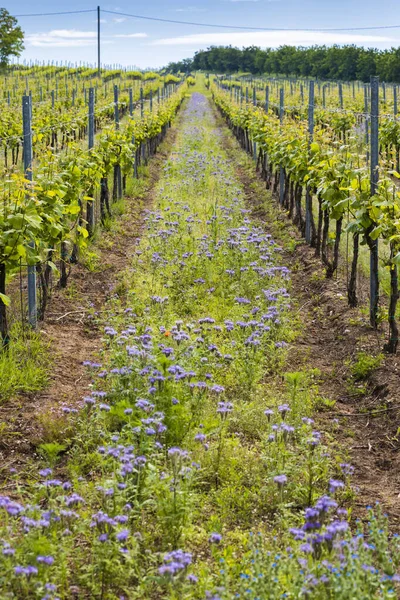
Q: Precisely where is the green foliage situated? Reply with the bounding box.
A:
[212,78,400,328]
[203,508,400,599]
[81,249,102,272]
[37,442,67,467]
[34,410,74,446]
[349,351,383,380]
[0,78,185,337]
[168,44,400,83]
[0,324,49,402]
[0,9,24,68]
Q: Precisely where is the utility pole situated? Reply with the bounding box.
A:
[97,6,101,78]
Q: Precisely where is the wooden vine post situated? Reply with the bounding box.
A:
[114,84,119,130]
[129,88,133,117]
[279,88,285,205]
[364,84,370,164]
[369,75,380,329]
[338,82,343,109]
[22,95,37,329]
[114,84,123,200]
[252,86,257,162]
[87,87,95,235]
[305,80,315,245]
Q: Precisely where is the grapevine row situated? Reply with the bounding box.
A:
[212,80,400,354]
[0,82,186,342]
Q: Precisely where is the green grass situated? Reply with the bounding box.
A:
[0,324,50,402]
[349,350,383,381]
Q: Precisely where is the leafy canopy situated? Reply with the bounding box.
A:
[0,8,24,67]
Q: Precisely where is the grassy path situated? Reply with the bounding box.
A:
[0,91,399,599]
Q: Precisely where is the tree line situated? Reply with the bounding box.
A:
[166,45,400,82]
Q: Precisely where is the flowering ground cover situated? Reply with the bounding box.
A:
[0,91,399,599]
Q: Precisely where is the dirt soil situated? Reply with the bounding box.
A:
[215,104,400,527]
[0,123,180,485]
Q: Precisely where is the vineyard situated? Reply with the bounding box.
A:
[0,65,183,340]
[213,76,400,352]
[1,67,400,600]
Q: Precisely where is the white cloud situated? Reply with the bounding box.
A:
[114,33,148,38]
[28,39,96,48]
[153,30,396,47]
[26,30,98,48]
[42,30,97,39]
[26,28,148,48]
[113,17,126,23]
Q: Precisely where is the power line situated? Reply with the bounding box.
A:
[102,9,400,32]
[13,9,96,17]
[11,6,400,33]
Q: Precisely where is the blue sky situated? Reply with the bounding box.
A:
[5,0,400,69]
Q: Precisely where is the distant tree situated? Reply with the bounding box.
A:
[240,46,259,73]
[356,48,377,82]
[180,58,193,73]
[377,48,400,82]
[0,8,24,68]
[166,44,400,83]
[254,47,268,73]
[193,48,210,71]
[274,45,300,76]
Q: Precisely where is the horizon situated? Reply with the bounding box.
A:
[5,0,400,69]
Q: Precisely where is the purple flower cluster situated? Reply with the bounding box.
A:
[158,549,192,576]
[290,494,348,557]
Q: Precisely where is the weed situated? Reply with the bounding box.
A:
[314,396,336,411]
[34,410,74,445]
[37,442,67,467]
[82,249,102,273]
[0,324,50,403]
[65,281,79,300]
[349,351,383,381]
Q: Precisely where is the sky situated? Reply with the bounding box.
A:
[5,0,400,69]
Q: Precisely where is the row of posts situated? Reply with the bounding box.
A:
[226,78,397,117]
[5,80,177,108]
[22,81,178,329]
[223,76,381,328]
